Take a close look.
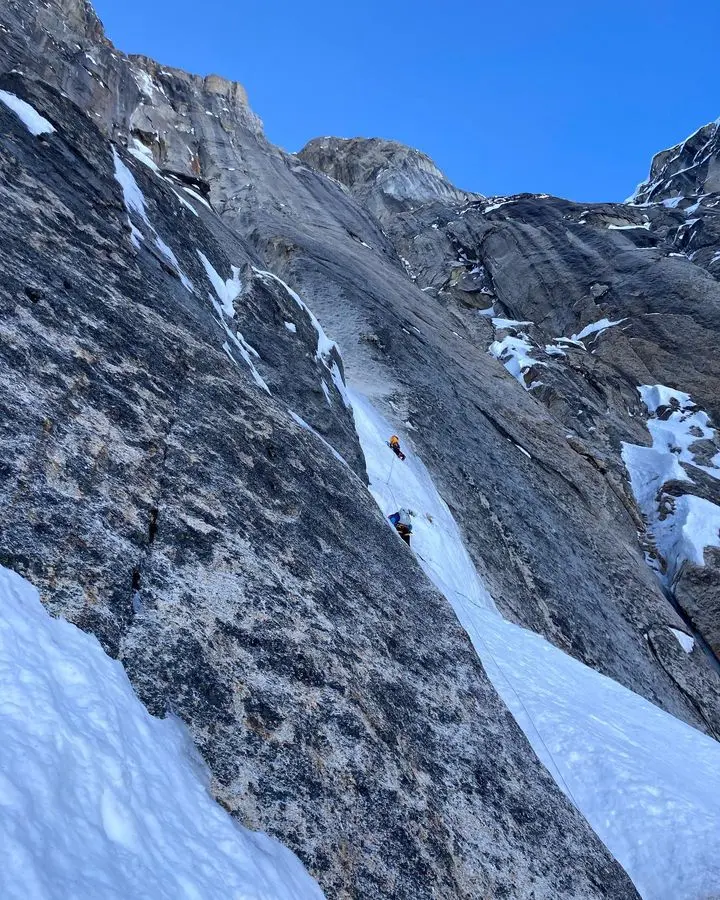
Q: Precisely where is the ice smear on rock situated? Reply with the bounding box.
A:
[254,269,352,407]
[349,387,720,900]
[112,148,193,292]
[198,251,242,318]
[0,565,326,900]
[0,89,55,135]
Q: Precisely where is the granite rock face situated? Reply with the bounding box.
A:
[299,140,720,734]
[0,0,717,897]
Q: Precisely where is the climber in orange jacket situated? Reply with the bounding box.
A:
[388,434,406,461]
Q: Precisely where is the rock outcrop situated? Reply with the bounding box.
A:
[629,117,720,204]
[299,136,480,222]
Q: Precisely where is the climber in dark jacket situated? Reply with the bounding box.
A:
[388,509,412,545]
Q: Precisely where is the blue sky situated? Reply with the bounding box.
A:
[92,0,719,202]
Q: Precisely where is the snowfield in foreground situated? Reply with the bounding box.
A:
[0,566,325,900]
[349,388,720,900]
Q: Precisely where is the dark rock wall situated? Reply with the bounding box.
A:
[2,0,719,896]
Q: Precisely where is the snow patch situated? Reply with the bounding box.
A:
[197,251,242,319]
[284,321,297,333]
[488,334,538,387]
[669,628,695,654]
[0,90,55,136]
[483,199,513,214]
[0,565,325,900]
[622,384,720,583]
[571,317,626,343]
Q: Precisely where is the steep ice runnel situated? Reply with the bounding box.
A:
[349,388,720,900]
[0,565,325,900]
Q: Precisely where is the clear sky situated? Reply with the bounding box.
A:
[91,0,720,202]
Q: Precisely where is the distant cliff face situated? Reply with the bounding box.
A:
[1,0,719,897]
[629,118,720,204]
[299,136,481,221]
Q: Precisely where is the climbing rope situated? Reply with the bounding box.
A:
[384,450,396,486]
[414,556,581,809]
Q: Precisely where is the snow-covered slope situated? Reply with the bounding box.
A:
[0,565,325,900]
[349,389,720,900]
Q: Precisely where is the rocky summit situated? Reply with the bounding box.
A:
[1,2,720,899]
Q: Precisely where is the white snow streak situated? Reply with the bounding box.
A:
[195,254,271,393]
[112,148,193,292]
[607,222,651,231]
[0,90,55,136]
[253,269,351,407]
[182,186,212,210]
[288,411,349,468]
[197,251,242,319]
[0,565,325,900]
[571,317,626,343]
[126,139,200,217]
[128,138,160,173]
[113,147,151,227]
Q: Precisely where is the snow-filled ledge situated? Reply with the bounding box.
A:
[0,565,325,900]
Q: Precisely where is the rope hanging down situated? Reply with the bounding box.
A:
[414,562,580,807]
